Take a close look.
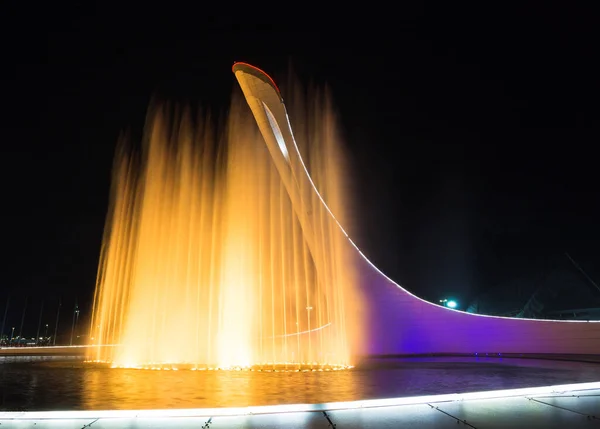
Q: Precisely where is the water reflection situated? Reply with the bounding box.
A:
[82,366,362,410]
[2,356,600,411]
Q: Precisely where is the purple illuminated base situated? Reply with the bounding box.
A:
[354,251,600,356]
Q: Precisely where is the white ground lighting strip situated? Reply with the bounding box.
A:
[1,381,599,420]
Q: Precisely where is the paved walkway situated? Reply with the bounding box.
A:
[1,382,599,428]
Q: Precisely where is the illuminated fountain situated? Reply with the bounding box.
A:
[4,62,600,424]
[88,72,362,370]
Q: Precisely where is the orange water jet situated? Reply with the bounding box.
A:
[88,81,361,370]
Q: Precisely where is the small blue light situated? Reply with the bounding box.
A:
[446,300,457,309]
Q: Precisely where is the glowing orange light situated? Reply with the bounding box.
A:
[88,79,361,370]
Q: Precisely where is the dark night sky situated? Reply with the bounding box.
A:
[2,5,599,337]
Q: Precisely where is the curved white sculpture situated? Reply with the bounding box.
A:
[233,62,600,357]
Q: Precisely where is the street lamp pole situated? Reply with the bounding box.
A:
[70,300,79,346]
[1,296,9,342]
[17,296,28,340]
[36,301,44,345]
[53,298,61,346]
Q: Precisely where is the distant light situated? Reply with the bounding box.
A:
[446,300,458,309]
